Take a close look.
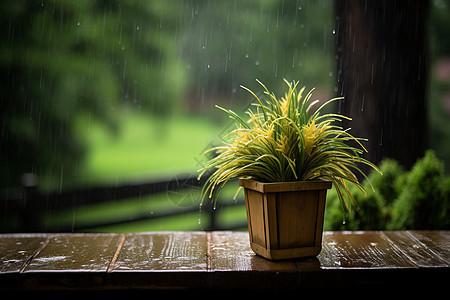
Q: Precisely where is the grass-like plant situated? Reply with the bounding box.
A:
[198,79,381,211]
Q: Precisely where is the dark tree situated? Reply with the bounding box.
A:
[335,0,430,172]
[0,1,185,189]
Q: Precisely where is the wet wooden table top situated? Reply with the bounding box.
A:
[0,231,449,294]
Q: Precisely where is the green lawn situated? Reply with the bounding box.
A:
[78,111,225,185]
[46,110,248,232]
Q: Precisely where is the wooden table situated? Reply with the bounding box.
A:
[1,231,448,294]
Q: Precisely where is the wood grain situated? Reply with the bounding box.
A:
[0,234,49,273]
[239,179,332,193]
[318,231,417,268]
[209,231,296,271]
[276,190,318,248]
[112,231,207,271]
[24,233,122,272]
[0,231,448,292]
[245,189,266,248]
[208,231,299,290]
[241,179,330,260]
[383,231,450,268]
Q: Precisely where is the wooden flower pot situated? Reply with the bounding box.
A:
[239,179,332,260]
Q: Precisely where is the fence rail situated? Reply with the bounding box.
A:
[0,174,247,233]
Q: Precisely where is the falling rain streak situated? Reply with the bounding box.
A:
[1,0,448,233]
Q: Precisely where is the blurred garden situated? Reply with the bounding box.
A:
[1,0,449,232]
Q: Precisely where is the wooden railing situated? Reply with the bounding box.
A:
[0,231,448,294]
[0,173,246,233]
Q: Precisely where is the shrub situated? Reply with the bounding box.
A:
[325,150,449,230]
[388,150,450,229]
[324,158,403,230]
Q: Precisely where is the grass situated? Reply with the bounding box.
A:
[45,109,248,232]
[76,110,224,185]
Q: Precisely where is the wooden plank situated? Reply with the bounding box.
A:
[246,189,265,247]
[24,233,122,272]
[112,232,207,271]
[297,231,441,290]
[383,231,450,268]
[0,231,448,292]
[264,193,278,250]
[0,234,49,273]
[33,174,207,210]
[208,231,296,271]
[276,191,318,249]
[106,232,209,291]
[208,231,298,291]
[239,179,331,193]
[318,231,417,268]
[408,231,450,266]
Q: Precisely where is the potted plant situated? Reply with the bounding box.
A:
[198,79,381,260]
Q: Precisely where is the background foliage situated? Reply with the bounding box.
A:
[1,0,449,231]
[324,150,450,230]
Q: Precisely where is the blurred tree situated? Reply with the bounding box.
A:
[335,0,430,171]
[0,0,187,189]
[429,0,450,172]
[179,0,335,112]
[0,0,339,189]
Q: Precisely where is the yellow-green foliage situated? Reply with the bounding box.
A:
[198,79,380,210]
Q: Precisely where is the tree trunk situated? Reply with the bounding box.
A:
[335,0,430,172]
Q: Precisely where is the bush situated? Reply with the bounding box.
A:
[388,150,450,229]
[324,158,403,230]
[324,150,450,230]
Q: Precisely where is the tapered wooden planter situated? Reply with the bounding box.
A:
[239,179,332,260]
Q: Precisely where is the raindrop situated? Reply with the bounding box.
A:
[276,10,279,28]
[380,129,383,146]
[371,64,374,84]
[361,94,365,111]
[59,165,64,193]
[39,69,44,89]
[245,54,249,59]
[77,21,80,26]
[332,29,336,34]
[255,60,260,66]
